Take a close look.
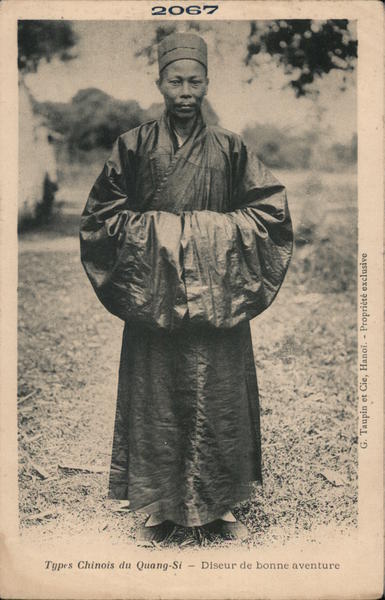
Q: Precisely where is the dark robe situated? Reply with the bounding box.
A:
[80,112,293,527]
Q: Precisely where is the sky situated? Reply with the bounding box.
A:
[25,21,357,142]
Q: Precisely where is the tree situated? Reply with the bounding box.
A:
[69,89,146,151]
[135,22,212,65]
[18,21,78,227]
[136,20,357,98]
[241,123,312,169]
[36,88,219,155]
[246,20,357,97]
[18,20,77,74]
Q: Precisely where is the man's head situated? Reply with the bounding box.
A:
[156,33,209,121]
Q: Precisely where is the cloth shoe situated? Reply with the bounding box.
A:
[203,518,249,540]
[136,518,176,543]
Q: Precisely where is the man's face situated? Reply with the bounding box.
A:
[157,59,208,120]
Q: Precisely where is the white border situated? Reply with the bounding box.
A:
[0,2,383,598]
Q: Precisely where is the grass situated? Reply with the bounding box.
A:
[18,166,358,548]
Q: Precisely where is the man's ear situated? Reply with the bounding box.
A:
[156,78,161,92]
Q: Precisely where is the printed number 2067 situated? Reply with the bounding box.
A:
[152,5,219,15]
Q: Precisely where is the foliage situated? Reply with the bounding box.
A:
[18,175,59,233]
[289,172,357,293]
[18,20,77,73]
[246,20,357,97]
[242,123,311,169]
[134,21,212,65]
[135,20,356,97]
[36,88,219,155]
[35,85,355,171]
[242,123,356,171]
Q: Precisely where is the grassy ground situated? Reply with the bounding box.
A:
[18,166,358,548]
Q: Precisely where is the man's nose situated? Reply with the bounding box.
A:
[180,82,192,97]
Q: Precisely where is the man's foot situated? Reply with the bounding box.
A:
[204,516,249,541]
[219,510,237,523]
[136,517,176,543]
[145,513,164,527]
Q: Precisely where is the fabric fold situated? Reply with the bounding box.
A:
[79,111,293,526]
[80,124,292,331]
[80,134,188,330]
[181,148,292,328]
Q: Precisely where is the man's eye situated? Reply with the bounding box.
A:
[169,80,180,85]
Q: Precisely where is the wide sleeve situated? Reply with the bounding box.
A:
[79,136,187,330]
[181,140,293,328]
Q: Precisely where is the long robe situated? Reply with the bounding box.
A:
[80,112,293,527]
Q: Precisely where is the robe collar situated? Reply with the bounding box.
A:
[159,110,206,155]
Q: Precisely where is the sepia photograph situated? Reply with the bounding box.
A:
[18,16,357,546]
[1,1,383,599]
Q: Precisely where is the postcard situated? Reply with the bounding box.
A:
[0,1,383,598]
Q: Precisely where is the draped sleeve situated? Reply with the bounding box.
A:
[79,135,188,330]
[181,139,293,328]
[80,130,292,331]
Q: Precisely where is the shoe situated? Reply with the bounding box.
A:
[204,518,249,541]
[136,518,176,543]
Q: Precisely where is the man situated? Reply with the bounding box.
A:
[80,32,293,542]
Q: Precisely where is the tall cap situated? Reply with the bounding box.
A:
[158,32,208,73]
